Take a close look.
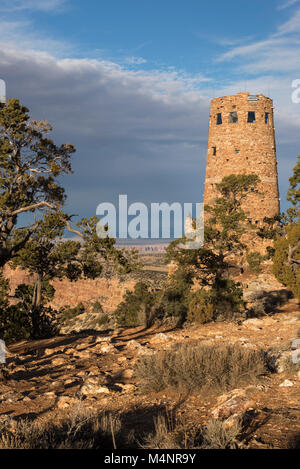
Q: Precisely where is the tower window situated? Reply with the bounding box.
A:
[212,146,216,155]
[216,113,222,125]
[265,112,269,124]
[235,149,240,154]
[248,111,256,123]
[229,111,238,123]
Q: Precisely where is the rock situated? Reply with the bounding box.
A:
[76,349,95,359]
[51,357,66,366]
[223,414,241,429]
[0,391,23,404]
[286,317,300,324]
[291,339,300,350]
[117,356,127,363]
[122,369,134,379]
[127,340,144,350]
[87,366,100,375]
[211,389,256,420]
[64,348,77,355]
[138,347,154,356]
[279,379,293,387]
[64,378,79,386]
[242,318,263,330]
[44,391,56,398]
[80,376,112,396]
[152,333,170,341]
[44,348,54,356]
[81,384,111,396]
[22,396,32,402]
[95,336,111,344]
[266,350,292,373]
[97,343,116,354]
[111,369,133,380]
[57,395,80,409]
[116,383,136,393]
[50,381,60,388]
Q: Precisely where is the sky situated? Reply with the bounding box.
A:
[0,0,299,239]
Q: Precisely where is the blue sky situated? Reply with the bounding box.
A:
[0,0,300,238]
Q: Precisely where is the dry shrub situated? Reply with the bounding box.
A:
[202,418,242,449]
[142,413,242,449]
[0,407,122,449]
[135,343,268,393]
[142,414,179,449]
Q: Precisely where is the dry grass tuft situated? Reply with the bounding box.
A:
[0,406,122,449]
[135,342,268,393]
[141,413,242,449]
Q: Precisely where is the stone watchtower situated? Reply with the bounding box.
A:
[204,92,280,227]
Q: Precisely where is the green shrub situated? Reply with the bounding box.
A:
[114,282,155,327]
[92,301,104,314]
[187,290,214,324]
[247,252,264,274]
[272,222,300,300]
[0,276,57,343]
[187,280,244,324]
[97,314,110,326]
[59,302,85,324]
[0,303,32,344]
[135,342,268,393]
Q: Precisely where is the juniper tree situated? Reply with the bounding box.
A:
[164,174,261,325]
[272,155,300,299]
[10,213,140,338]
[0,98,140,338]
[0,98,75,268]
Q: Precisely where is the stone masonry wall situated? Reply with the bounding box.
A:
[204,92,280,222]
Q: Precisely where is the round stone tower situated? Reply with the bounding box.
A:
[204,92,280,223]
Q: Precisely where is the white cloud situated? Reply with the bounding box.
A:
[216,6,300,75]
[0,18,73,57]
[277,0,300,10]
[0,0,66,12]
[124,56,147,65]
[0,44,213,214]
[0,1,297,214]
[275,8,300,35]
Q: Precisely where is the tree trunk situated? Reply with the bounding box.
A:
[31,273,42,338]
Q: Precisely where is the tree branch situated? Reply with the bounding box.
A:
[11,201,56,216]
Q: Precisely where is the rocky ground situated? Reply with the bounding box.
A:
[0,293,299,449]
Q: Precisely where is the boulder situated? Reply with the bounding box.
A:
[80,376,112,396]
[211,388,256,420]
[57,395,80,409]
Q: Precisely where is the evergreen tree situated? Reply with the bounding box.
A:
[10,213,140,338]
[273,155,300,299]
[164,174,261,325]
[0,99,75,268]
